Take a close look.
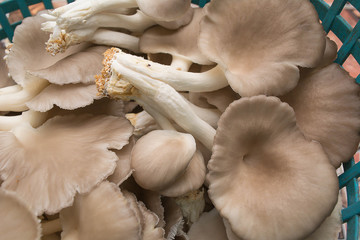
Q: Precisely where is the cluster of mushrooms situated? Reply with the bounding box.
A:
[1,0,360,239]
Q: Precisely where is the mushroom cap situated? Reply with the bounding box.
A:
[108,137,135,186]
[140,8,212,65]
[131,130,196,191]
[28,46,107,85]
[137,0,191,22]
[26,83,100,112]
[188,208,228,240]
[0,114,133,215]
[6,14,87,86]
[280,63,360,167]
[207,95,339,240]
[60,181,142,240]
[198,0,326,97]
[304,194,342,240]
[0,189,41,240]
[159,150,206,197]
[156,5,195,30]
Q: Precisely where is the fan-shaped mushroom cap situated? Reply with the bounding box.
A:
[26,83,100,112]
[28,46,107,85]
[140,8,212,66]
[131,130,196,191]
[280,63,360,167]
[0,114,133,215]
[60,181,142,240]
[320,37,337,68]
[137,0,191,22]
[0,189,41,240]
[207,96,339,240]
[199,0,325,97]
[159,150,206,197]
[188,208,228,240]
[6,14,87,86]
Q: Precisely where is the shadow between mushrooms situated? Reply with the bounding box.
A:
[207,95,339,240]
[0,114,133,215]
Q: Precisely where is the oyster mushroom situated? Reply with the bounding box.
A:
[0,114,133,215]
[198,0,326,97]
[60,181,143,240]
[280,63,360,167]
[207,95,339,240]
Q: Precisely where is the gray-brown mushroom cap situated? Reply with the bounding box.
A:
[0,114,133,215]
[198,0,326,97]
[0,189,41,240]
[280,63,360,168]
[207,95,339,240]
[60,181,142,240]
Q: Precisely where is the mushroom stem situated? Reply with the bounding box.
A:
[0,78,49,111]
[103,55,216,150]
[126,111,158,137]
[135,96,176,131]
[113,50,228,92]
[0,85,22,94]
[41,218,62,235]
[51,0,138,20]
[90,29,140,53]
[170,55,193,72]
[0,110,48,131]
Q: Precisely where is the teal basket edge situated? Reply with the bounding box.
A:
[0,0,359,239]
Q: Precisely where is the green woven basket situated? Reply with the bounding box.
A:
[0,0,359,239]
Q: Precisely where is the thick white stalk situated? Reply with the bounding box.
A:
[114,51,228,92]
[68,11,155,34]
[108,61,216,150]
[0,78,49,112]
[0,110,48,131]
[0,85,22,95]
[170,55,193,72]
[90,29,140,53]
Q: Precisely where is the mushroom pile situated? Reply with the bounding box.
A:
[1,0,359,239]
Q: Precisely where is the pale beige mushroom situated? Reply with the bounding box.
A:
[0,114,133,215]
[0,189,41,240]
[198,0,326,97]
[280,63,360,167]
[159,150,206,198]
[60,181,142,240]
[131,130,196,191]
[207,95,339,240]
[188,208,228,240]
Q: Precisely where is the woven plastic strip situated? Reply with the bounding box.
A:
[0,0,75,41]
